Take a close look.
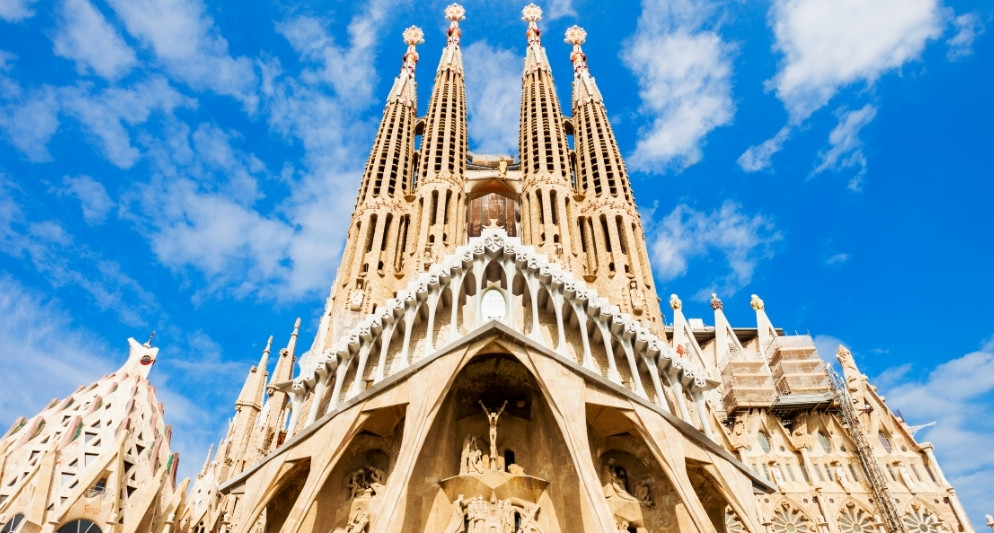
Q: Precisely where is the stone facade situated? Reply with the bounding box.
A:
[0,338,185,533]
[0,3,974,533]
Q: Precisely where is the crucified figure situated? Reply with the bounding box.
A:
[479,400,508,468]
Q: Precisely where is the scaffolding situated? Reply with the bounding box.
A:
[831,370,903,533]
[719,350,776,413]
[769,335,833,400]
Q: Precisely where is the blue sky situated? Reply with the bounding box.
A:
[1,0,991,525]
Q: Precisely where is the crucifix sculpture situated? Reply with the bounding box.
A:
[479,400,508,468]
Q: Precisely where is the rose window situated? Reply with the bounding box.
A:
[839,506,874,533]
[771,506,812,533]
[724,506,746,533]
[903,506,944,533]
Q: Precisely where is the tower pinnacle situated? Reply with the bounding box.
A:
[523,4,543,44]
[444,3,465,45]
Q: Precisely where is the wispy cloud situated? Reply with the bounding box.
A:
[738,125,792,172]
[768,0,943,122]
[545,0,576,21]
[60,76,194,168]
[645,200,782,296]
[463,40,520,154]
[53,0,137,80]
[104,0,258,108]
[0,85,60,162]
[812,104,877,191]
[947,12,985,60]
[60,174,114,225]
[623,0,735,172]
[0,0,37,22]
[0,275,115,425]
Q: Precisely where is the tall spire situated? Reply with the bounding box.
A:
[412,3,468,263]
[519,4,576,261]
[325,27,425,329]
[565,26,660,326]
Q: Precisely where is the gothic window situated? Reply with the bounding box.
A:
[817,431,831,453]
[838,506,874,533]
[56,520,102,533]
[878,431,893,453]
[903,505,945,533]
[771,506,812,533]
[724,506,746,533]
[758,431,771,453]
[1,514,24,533]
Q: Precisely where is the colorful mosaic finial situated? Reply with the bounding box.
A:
[401,26,424,73]
[750,294,765,311]
[445,3,465,45]
[523,4,543,44]
[565,25,589,72]
[669,294,682,310]
[710,293,723,311]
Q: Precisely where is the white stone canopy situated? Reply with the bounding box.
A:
[289,229,712,435]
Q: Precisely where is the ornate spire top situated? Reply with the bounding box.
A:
[143,331,156,348]
[400,25,424,74]
[710,293,723,311]
[750,294,765,311]
[669,294,682,310]
[836,345,852,359]
[445,3,465,45]
[522,4,543,44]
[565,25,589,72]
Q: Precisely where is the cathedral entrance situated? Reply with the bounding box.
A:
[403,353,584,532]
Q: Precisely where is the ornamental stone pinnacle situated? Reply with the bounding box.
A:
[670,293,682,310]
[564,24,587,46]
[710,293,723,310]
[522,3,542,23]
[403,25,425,46]
[750,293,765,311]
[444,3,465,45]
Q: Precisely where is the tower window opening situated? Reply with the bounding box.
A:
[430,191,439,226]
[364,215,377,253]
[536,191,545,225]
[443,190,452,224]
[600,215,612,253]
[550,190,559,224]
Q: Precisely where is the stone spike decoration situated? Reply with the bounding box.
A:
[0,4,976,533]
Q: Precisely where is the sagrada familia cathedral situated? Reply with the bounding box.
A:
[0,4,978,533]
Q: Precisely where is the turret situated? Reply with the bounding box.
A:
[411,3,468,267]
[518,4,578,264]
[219,337,271,479]
[251,319,300,457]
[566,26,660,326]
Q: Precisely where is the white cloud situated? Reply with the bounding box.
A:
[104,0,257,107]
[53,0,137,80]
[825,252,849,266]
[61,175,114,225]
[646,200,782,295]
[0,86,60,161]
[0,0,36,21]
[880,340,994,529]
[0,275,116,424]
[769,0,943,121]
[0,177,159,327]
[60,77,194,168]
[623,0,735,172]
[812,104,877,191]
[738,126,792,172]
[545,0,576,21]
[463,41,520,154]
[947,12,984,60]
